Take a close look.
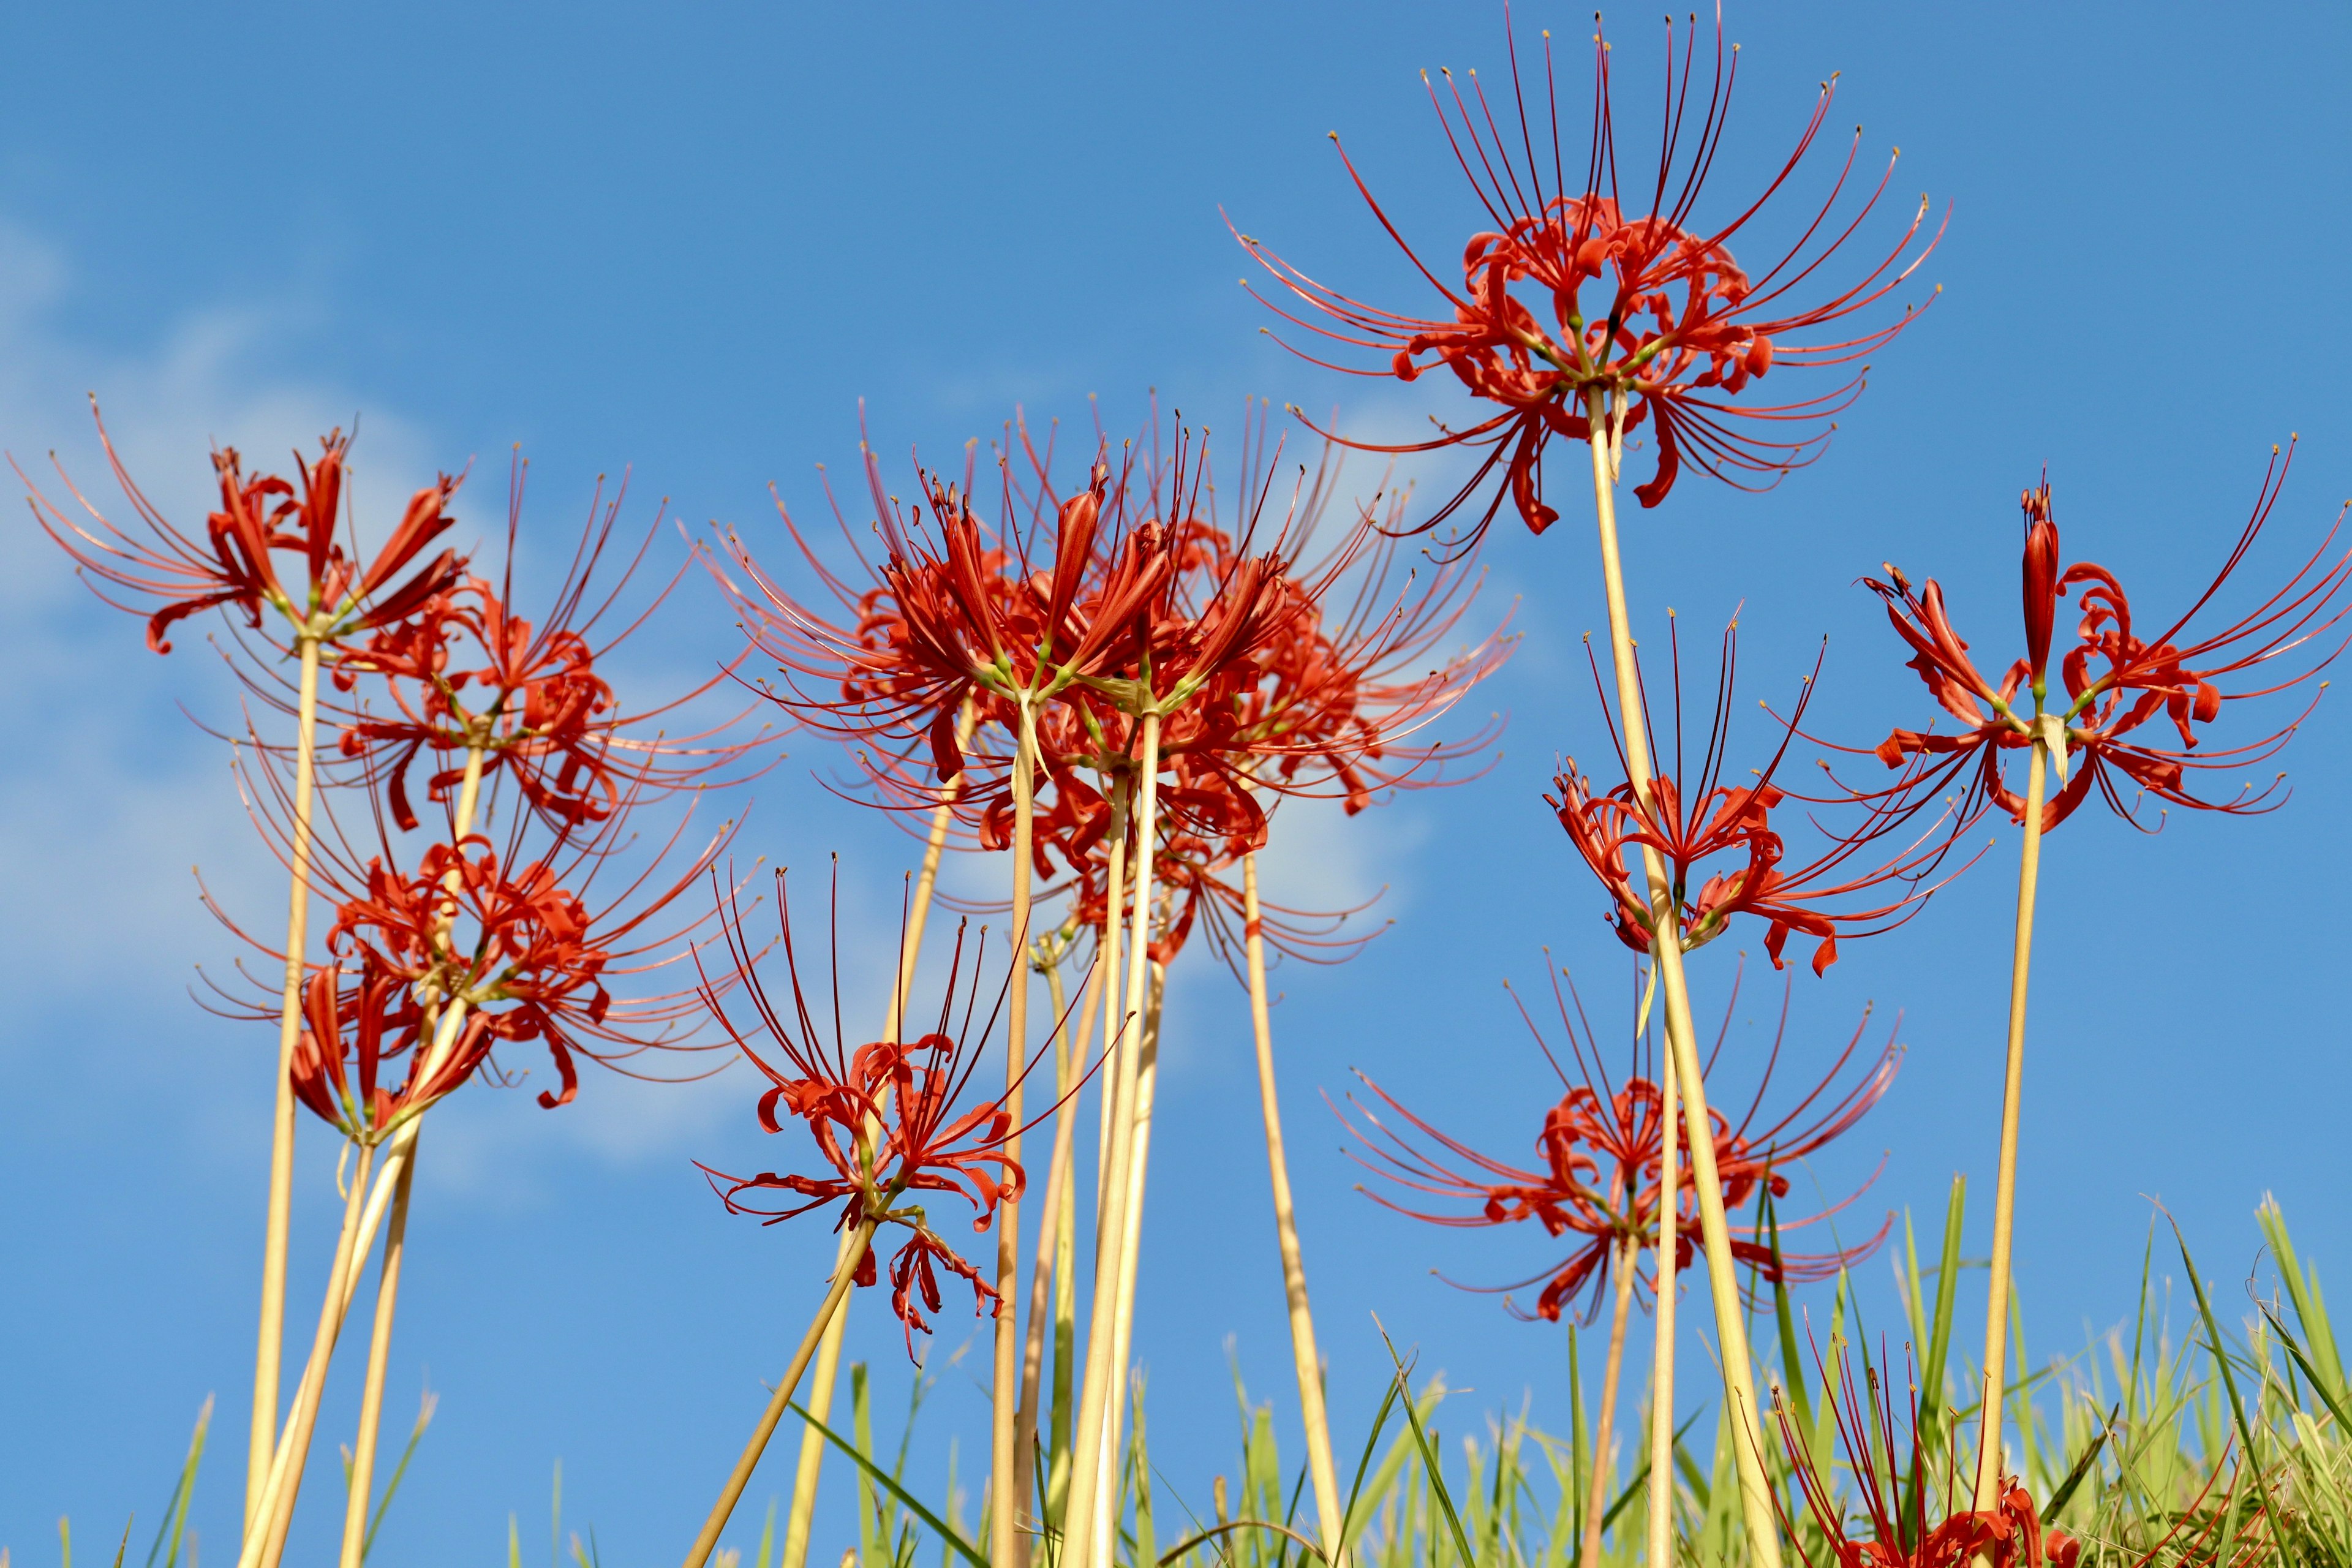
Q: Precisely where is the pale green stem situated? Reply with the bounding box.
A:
[991,698,1038,1568]
[1242,853,1347,1568]
[249,631,323,1532]
[782,698,976,1568]
[1060,714,1163,1568]
[682,1218,886,1568]
[1581,399,1780,1568]
[1974,735,2050,1511]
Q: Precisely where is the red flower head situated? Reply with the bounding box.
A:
[288,953,496,1143]
[1238,9,1939,549]
[21,405,466,653]
[1552,616,1978,975]
[717,407,1507,888]
[331,456,756,833]
[313,813,731,1109]
[1858,448,2352,832]
[696,867,1072,1352]
[207,718,738,1114]
[1343,959,1894,1324]
[1773,1343,2082,1568]
[712,415,1196,801]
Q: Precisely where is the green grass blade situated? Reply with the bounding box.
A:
[1599,1411,1703,1532]
[2260,1197,2348,1406]
[1766,1191,1814,1441]
[2170,1216,2291,1562]
[790,1401,990,1568]
[143,1394,211,1568]
[1370,1324,1474,1568]
[362,1387,437,1560]
[2035,1408,2113,1525]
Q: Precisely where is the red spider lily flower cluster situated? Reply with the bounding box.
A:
[710,409,1510,929]
[1774,1344,2080,1568]
[1552,617,1978,975]
[288,957,497,1144]
[218,774,739,1111]
[696,870,1064,1349]
[1856,452,2352,831]
[1342,962,1893,1324]
[198,460,753,1117]
[21,407,466,654]
[326,462,757,833]
[1238,12,1938,546]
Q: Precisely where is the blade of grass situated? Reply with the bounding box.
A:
[2169,1215,2290,1562]
[361,1387,437,1561]
[790,1402,990,1568]
[1158,1521,1330,1566]
[1599,1411,1702,1532]
[2036,1409,2114,1525]
[1765,1193,1814,1440]
[1370,1322,1473,1568]
[145,1395,212,1568]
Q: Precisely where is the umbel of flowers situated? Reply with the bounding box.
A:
[27,423,754,1568]
[689,410,1510,1568]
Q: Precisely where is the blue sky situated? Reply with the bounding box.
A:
[6,2,2351,1563]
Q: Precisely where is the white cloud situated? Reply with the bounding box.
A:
[0,219,449,1019]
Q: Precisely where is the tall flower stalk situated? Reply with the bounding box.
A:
[1345,959,1898,1568]
[778,699,976,1568]
[685,873,1041,1568]
[714,407,1502,1568]
[1852,462,2349,1510]
[1244,12,1939,1556]
[20,413,466,1538]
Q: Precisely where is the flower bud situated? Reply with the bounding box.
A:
[2020,481,2059,677]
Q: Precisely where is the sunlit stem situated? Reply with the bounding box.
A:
[1097,954,1166,1568]
[336,737,491,1567]
[1646,1012,1679,1568]
[1061,710,1163,1568]
[337,1152,417,1568]
[249,630,323,1533]
[991,697,1039,1568]
[1014,935,1106,1558]
[1584,1234,1640,1568]
[1242,853,1348,1568]
[1973,734,2049,1516]
[1581,394,1780,1568]
[682,1214,889,1568]
[236,1140,377,1568]
[782,696,976,1568]
[1091,786,1134,1246]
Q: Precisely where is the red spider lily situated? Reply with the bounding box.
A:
[1553,617,1977,974]
[208,726,738,1110]
[1342,960,1893,1324]
[329,458,756,833]
[1856,453,2352,831]
[288,954,497,1143]
[778,418,1511,914]
[695,868,1077,1351]
[750,416,1323,793]
[1773,1343,2081,1568]
[1237,10,1938,548]
[21,406,466,654]
[319,810,733,1108]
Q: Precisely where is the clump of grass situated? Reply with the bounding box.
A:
[682,1194,2346,1568]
